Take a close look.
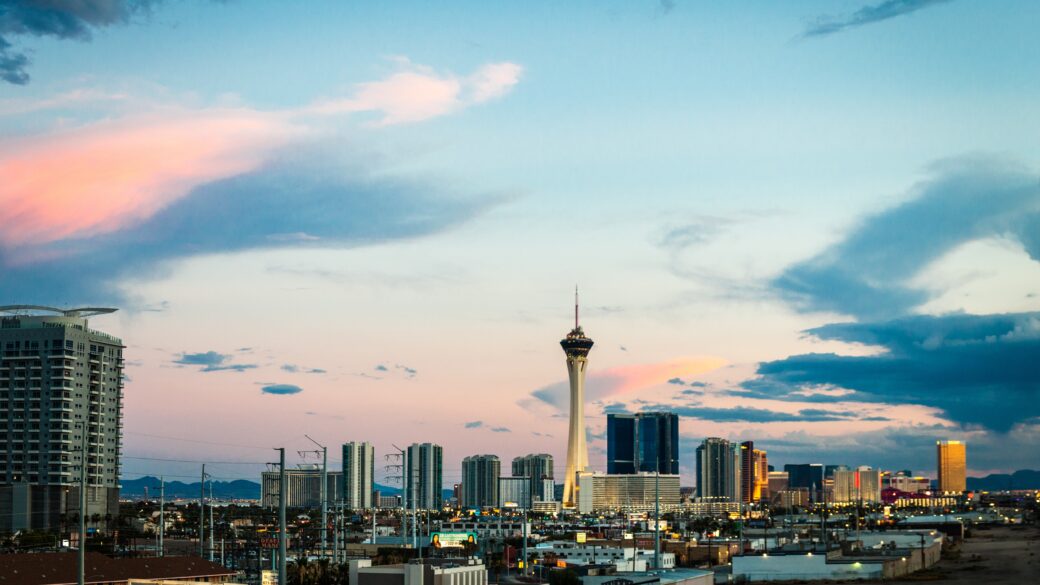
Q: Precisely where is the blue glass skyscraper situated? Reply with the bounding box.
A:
[607,412,679,474]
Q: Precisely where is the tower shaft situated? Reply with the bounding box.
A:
[562,354,589,507]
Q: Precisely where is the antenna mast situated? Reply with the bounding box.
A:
[575,285,579,329]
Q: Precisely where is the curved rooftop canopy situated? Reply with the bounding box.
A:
[0,305,117,317]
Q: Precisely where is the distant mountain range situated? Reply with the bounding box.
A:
[120,476,452,501]
[121,470,1040,501]
[966,469,1040,491]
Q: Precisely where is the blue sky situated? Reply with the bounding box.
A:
[0,0,1037,486]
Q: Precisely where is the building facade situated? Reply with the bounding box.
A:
[695,438,740,501]
[511,453,554,505]
[883,472,930,494]
[784,463,824,501]
[576,472,681,513]
[833,467,882,503]
[261,467,343,508]
[343,441,375,509]
[461,454,500,509]
[497,476,529,508]
[406,443,443,510]
[753,449,769,501]
[0,307,124,532]
[606,412,680,475]
[936,440,966,493]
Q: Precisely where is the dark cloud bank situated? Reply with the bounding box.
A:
[0,0,161,84]
[760,160,1040,435]
[0,164,491,306]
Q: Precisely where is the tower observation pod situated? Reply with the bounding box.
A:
[560,288,593,508]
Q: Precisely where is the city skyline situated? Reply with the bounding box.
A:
[0,1,1037,487]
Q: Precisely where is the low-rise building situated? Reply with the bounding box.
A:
[440,517,531,539]
[534,541,676,571]
[576,473,681,513]
[352,558,487,585]
[0,552,237,585]
[260,467,342,508]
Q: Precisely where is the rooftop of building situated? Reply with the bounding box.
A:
[0,552,234,585]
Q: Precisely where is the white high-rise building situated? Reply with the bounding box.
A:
[560,290,593,508]
[406,443,443,510]
[342,441,374,509]
[461,454,500,509]
[261,467,342,508]
[834,466,882,503]
[0,306,124,533]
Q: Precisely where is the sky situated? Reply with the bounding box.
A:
[1,0,1038,488]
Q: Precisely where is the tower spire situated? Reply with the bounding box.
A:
[575,285,579,329]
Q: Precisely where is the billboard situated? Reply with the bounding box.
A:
[431,532,477,548]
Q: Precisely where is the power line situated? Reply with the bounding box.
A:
[123,431,272,450]
[122,455,267,464]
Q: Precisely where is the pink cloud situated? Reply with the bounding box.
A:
[0,58,523,250]
[529,356,727,410]
[0,109,299,248]
[309,60,523,125]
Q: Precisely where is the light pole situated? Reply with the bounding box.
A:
[654,466,660,571]
[276,448,287,585]
[159,477,165,557]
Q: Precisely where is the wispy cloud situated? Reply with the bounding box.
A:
[173,351,257,373]
[773,158,1040,320]
[661,405,865,423]
[490,426,511,433]
[0,59,521,305]
[395,364,418,378]
[309,59,523,125]
[802,0,953,38]
[464,421,484,429]
[282,364,327,374]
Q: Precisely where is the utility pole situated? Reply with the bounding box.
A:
[77,424,87,585]
[385,446,406,551]
[209,479,215,561]
[276,448,287,585]
[200,464,206,558]
[304,435,328,558]
[159,476,165,557]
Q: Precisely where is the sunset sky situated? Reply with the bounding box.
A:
[1,0,1038,487]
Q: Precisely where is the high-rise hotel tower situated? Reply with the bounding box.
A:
[0,306,124,532]
[561,290,593,508]
[937,440,966,493]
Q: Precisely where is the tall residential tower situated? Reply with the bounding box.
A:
[560,289,593,508]
[461,454,500,509]
[0,306,124,532]
[342,441,374,509]
[406,443,443,510]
